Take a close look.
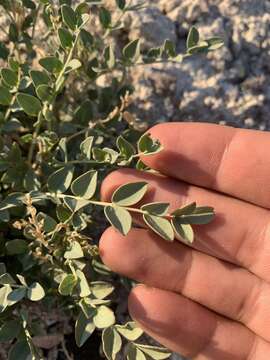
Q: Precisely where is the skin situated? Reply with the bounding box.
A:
[99,122,270,359]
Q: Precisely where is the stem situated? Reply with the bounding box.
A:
[55,30,81,92]
[45,193,172,218]
[27,118,42,165]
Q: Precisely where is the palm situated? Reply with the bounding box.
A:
[99,123,270,359]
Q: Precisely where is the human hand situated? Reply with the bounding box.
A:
[99,122,270,359]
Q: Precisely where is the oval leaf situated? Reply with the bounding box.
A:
[143,214,174,241]
[186,26,200,49]
[76,270,90,298]
[115,321,143,341]
[0,85,12,105]
[16,93,42,116]
[102,327,122,360]
[141,202,169,216]
[75,310,95,347]
[136,344,171,360]
[64,241,84,259]
[27,282,45,301]
[104,206,132,236]
[93,305,115,329]
[177,206,215,225]
[58,274,77,296]
[48,165,74,193]
[112,182,148,206]
[123,39,141,62]
[61,4,78,31]
[90,281,114,300]
[171,219,194,244]
[71,170,97,199]
[138,133,163,155]
[8,340,31,360]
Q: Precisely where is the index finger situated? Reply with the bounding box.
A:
[142,123,270,208]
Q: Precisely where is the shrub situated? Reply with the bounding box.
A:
[0,1,222,359]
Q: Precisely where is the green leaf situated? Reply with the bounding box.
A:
[64,241,84,259]
[16,93,42,116]
[30,70,50,87]
[136,344,171,360]
[61,4,78,31]
[0,320,21,342]
[171,219,194,244]
[58,27,73,48]
[206,37,224,50]
[112,182,148,206]
[36,212,57,232]
[1,68,18,87]
[90,281,114,299]
[99,7,111,28]
[58,274,78,296]
[123,39,141,62]
[116,0,126,10]
[177,206,215,225]
[80,29,94,47]
[92,147,118,164]
[0,85,12,105]
[143,214,174,241]
[80,136,94,159]
[56,204,73,222]
[27,282,45,301]
[117,135,136,159]
[104,206,132,236]
[7,287,27,305]
[75,310,95,347]
[48,165,74,193]
[187,41,209,55]
[102,327,122,360]
[66,59,82,73]
[138,133,163,155]
[115,321,143,341]
[71,170,97,199]
[127,344,146,360]
[63,196,90,213]
[39,56,63,73]
[104,44,115,69]
[0,273,16,285]
[186,26,199,49]
[162,39,176,58]
[8,340,31,360]
[24,169,41,191]
[36,84,53,102]
[75,101,93,124]
[171,202,197,216]
[93,305,115,329]
[0,285,12,312]
[6,239,28,255]
[141,202,169,216]
[76,270,90,297]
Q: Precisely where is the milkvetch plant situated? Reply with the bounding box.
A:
[0,0,222,358]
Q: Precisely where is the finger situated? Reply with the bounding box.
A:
[140,122,270,209]
[128,285,268,359]
[100,227,270,342]
[101,169,270,282]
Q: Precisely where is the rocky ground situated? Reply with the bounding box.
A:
[124,0,270,130]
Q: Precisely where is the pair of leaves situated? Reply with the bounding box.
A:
[104,182,148,235]
[186,26,224,55]
[75,305,115,347]
[102,322,143,360]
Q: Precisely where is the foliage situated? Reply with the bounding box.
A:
[0,1,222,358]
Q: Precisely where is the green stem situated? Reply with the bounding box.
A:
[46,193,172,218]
